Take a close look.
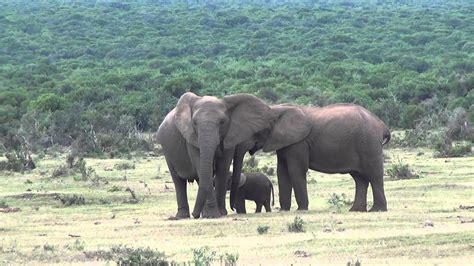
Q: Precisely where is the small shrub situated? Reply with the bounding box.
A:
[347,259,362,266]
[435,138,472,158]
[193,246,216,266]
[113,246,169,265]
[43,244,56,252]
[327,193,353,211]
[261,165,275,176]
[0,201,9,208]
[85,245,172,265]
[386,159,420,180]
[108,186,122,192]
[57,194,85,206]
[288,216,305,233]
[257,225,270,234]
[65,239,85,251]
[221,252,239,266]
[242,156,259,173]
[1,151,35,172]
[115,162,135,170]
[51,165,70,178]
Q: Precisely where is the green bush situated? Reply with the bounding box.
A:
[193,246,216,266]
[386,159,419,180]
[327,193,353,211]
[435,140,472,158]
[288,216,305,233]
[257,225,270,234]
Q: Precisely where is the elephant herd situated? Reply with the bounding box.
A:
[157,92,391,219]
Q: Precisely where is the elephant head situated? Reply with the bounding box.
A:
[174,92,274,218]
[245,104,312,153]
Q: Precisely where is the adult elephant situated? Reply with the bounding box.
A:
[157,92,274,219]
[254,103,391,212]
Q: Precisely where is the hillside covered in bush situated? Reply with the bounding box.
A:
[0,0,473,155]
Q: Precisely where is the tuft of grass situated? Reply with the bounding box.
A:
[257,224,270,234]
[288,216,305,233]
[386,159,420,180]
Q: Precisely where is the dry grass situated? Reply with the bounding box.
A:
[0,148,473,265]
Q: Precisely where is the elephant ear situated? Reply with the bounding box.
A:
[174,92,200,146]
[223,94,275,150]
[262,105,312,152]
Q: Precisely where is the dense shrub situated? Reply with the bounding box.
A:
[0,0,472,154]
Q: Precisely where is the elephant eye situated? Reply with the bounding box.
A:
[219,118,226,125]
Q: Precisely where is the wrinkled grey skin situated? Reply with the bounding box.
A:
[157,92,274,219]
[256,103,391,212]
[226,172,274,214]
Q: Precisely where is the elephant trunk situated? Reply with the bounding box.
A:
[191,123,219,218]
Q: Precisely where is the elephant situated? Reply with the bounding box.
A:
[252,103,391,212]
[227,172,274,214]
[157,92,274,219]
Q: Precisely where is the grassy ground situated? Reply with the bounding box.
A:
[0,148,473,265]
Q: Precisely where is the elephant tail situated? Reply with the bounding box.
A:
[382,126,391,146]
[270,182,274,206]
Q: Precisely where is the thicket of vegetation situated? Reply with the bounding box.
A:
[0,0,472,156]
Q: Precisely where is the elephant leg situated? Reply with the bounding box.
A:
[214,152,233,216]
[349,172,368,212]
[285,144,310,210]
[264,201,271,212]
[235,191,246,214]
[277,154,292,211]
[369,174,387,212]
[167,161,190,219]
[365,162,387,212]
[255,202,263,213]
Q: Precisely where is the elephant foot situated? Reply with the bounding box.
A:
[296,207,308,211]
[219,207,228,216]
[279,208,290,212]
[202,208,221,219]
[349,205,367,212]
[168,210,190,220]
[369,205,387,212]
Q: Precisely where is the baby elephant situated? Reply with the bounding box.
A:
[229,172,274,214]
